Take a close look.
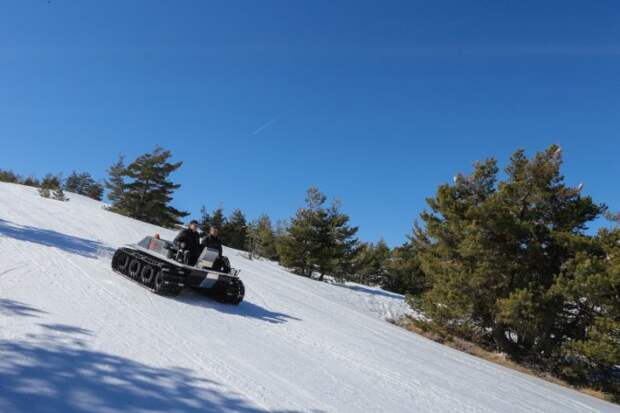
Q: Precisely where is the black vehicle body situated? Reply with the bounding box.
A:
[111,236,244,305]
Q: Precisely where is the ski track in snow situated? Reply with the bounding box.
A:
[0,182,618,413]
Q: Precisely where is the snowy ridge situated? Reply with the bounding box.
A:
[0,182,618,413]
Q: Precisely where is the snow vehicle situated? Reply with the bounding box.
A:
[111,235,245,304]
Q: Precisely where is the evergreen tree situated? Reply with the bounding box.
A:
[106,148,189,227]
[384,232,427,295]
[222,209,248,250]
[198,206,226,234]
[248,214,278,260]
[39,174,62,199]
[199,206,212,233]
[278,187,359,280]
[415,146,605,362]
[64,171,103,200]
[105,156,126,209]
[52,186,68,202]
[549,228,620,390]
[38,187,51,198]
[40,174,61,189]
[22,176,40,187]
[84,182,104,201]
[64,171,84,193]
[277,207,315,277]
[210,208,226,230]
[352,240,391,285]
[0,170,20,183]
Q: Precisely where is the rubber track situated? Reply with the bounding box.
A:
[112,248,184,297]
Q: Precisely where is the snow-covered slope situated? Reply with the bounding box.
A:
[0,182,617,413]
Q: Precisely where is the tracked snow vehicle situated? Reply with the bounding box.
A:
[111,236,245,305]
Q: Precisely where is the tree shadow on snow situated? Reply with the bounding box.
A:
[0,298,47,318]
[0,307,311,412]
[0,219,113,259]
[178,292,301,324]
[332,283,405,300]
[38,323,93,336]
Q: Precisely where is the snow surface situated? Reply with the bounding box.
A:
[0,182,618,413]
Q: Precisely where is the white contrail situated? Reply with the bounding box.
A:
[252,116,279,135]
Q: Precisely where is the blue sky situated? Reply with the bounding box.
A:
[1,1,619,246]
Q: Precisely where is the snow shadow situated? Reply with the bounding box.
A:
[214,300,302,324]
[0,298,47,318]
[0,219,113,259]
[179,293,301,324]
[333,283,405,300]
[0,330,308,413]
[38,323,93,336]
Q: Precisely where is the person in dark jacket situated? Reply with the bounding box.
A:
[200,227,229,271]
[200,226,223,257]
[173,220,201,265]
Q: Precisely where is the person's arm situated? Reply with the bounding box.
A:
[173,229,188,249]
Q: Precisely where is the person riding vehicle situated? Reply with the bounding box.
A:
[173,220,201,265]
[201,226,223,256]
[200,227,229,272]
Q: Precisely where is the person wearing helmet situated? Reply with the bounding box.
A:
[173,220,201,265]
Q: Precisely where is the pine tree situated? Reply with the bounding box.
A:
[40,174,61,189]
[38,187,51,198]
[198,206,227,235]
[39,174,62,199]
[353,240,391,285]
[105,156,126,210]
[416,146,604,360]
[84,182,104,201]
[22,176,40,187]
[316,200,359,281]
[277,207,315,277]
[199,206,212,233]
[210,208,226,230]
[384,233,426,295]
[248,214,278,260]
[222,209,248,250]
[64,171,83,193]
[106,148,189,227]
[52,186,68,202]
[65,171,103,200]
[0,170,20,183]
[549,228,620,390]
[278,187,359,280]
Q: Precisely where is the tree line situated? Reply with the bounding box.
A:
[0,147,416,292]
[2,144,618,396]
[0,169,103,202]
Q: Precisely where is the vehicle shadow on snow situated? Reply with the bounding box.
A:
[178,292,302,324]
[0,307,313,413]
[0,218,114,259]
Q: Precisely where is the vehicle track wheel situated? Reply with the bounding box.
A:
[128,259,142,279]
[141,265,156,286]
[232,280,245,305]
[220,279,244,305]
[113,251,130,273]
[153,270,165,292]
